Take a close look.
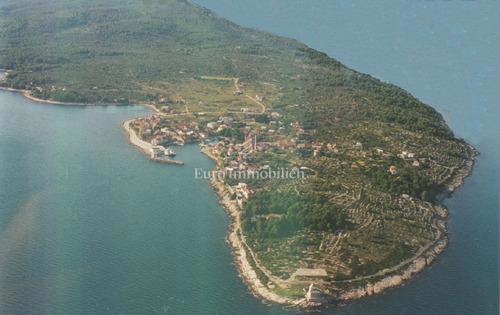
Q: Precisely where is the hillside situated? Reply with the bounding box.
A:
[0,0,476,303]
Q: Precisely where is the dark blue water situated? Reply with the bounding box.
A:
[0,1,498,314]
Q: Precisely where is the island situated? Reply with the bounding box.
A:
[0,0,476,307]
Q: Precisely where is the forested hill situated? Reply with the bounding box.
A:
[1,0,449,139]
[0,0,475,294]
[0,0,307,102]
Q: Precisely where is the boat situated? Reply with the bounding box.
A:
[164,148,176,157]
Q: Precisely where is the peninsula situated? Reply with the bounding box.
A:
[0,0,476,307]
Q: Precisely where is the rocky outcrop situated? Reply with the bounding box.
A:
[339,252,441,300]
[335,148,477,303]
[203,143,477,308]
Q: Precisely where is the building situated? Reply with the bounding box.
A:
[150,146,166,159]
[206,122,218,130]
[398,151,415,159]
[235,182,252,199]
[388,165,398,175]
[142,129,152,137]
[270,112,282,119]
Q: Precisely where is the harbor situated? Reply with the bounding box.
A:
[123,119,184,165]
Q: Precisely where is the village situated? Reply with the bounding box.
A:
[130,108,339,200]
[123,76,476,305]
[130,107,432,190]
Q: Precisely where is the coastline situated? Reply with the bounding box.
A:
[201,143,478,307]
[342,145,478,301]
[216,178,299,305]
[1,85,181,163]
[200,146,300,306]
[1,82,479,308]
[0,86,163,114]
[122,119,152,155]
[122,119,184,165]
[0,86,101,106]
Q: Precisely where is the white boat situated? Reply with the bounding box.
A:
[164,148,176,157]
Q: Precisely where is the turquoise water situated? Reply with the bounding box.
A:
[0,1,498,314]
[0,93,269,314]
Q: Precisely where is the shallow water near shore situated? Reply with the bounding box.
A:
[0,91,269,314]
[0,1,499,314]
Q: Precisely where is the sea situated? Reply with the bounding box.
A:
[0,1,498,314]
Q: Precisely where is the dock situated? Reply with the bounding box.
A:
[123,119,185,166]
[152,157,184,165]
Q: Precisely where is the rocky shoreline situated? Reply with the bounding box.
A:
[209,173,300,306]
[3,81,479,309]
[202,144,478,308]
[337,145,478,302]
[199,147,301,306]
[442,144,478,197]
